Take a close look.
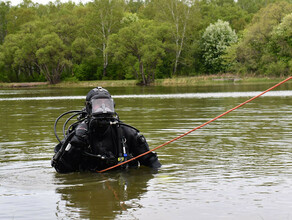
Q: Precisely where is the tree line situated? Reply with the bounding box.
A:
[0,0,291,84]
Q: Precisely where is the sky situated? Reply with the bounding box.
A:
[4,0,92,6]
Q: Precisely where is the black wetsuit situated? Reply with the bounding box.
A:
[52,120,161,173]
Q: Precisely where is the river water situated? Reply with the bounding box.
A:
[0,82,292,220]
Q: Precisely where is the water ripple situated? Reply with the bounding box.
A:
[0,90,292,101]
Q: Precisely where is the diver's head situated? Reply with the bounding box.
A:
[86,87,116,134]
[85,87,115,117]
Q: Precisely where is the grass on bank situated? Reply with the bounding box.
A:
[0,75,289,88]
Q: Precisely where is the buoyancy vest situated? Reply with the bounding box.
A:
[81,120,137,171]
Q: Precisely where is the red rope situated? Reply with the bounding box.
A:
[97,76,292,173]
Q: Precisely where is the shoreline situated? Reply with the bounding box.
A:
[0,75,289,88]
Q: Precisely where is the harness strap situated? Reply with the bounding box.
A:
[115,123,129,167]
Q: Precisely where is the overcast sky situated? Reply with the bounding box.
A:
[6,0,92,6]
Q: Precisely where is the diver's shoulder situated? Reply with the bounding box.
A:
[119,121,140,134]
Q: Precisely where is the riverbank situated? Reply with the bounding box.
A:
[0,75,288,88]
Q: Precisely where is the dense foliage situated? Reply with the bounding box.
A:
[0,0,291,84]
[202,20,238,73]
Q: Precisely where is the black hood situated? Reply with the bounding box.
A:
[85,87,115,116]
[86,87,112,102]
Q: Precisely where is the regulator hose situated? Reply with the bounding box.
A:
[62,112,86,137]
[54,110,85,143]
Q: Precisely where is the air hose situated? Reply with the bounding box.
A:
[54,110,85,143]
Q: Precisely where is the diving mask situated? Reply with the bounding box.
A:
[91,98,115,116]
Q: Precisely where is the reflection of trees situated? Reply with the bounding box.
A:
[54,168,156,219]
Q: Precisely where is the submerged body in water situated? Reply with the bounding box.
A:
[51,87,161,173]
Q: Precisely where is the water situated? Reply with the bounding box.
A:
[0,83,292,220]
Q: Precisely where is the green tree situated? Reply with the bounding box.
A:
[151,0,191,76]
[71,37,96,65]
[13,27,39,80]
[108,20,169,85]
[126,0,144,13]
[71,37,97,80]
[0,1,10,44]
[0,44,9,81]
[121,12,139,26]
[11,20,51,81]
[51,2,81,47]
[265,13,292,75]
[237,0,278,14]
[6,0,38,34]
[0,33,22,81]
[84,0,125,78]
[270,13,292,58]
[195,0,251,32]
[36,33,70,84]
[201,19,237,73]
[234,1,292,74]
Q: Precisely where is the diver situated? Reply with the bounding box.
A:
[51,87,161,173]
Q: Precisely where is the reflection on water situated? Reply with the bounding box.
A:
[54,169,156,219]
[0,84,292,219]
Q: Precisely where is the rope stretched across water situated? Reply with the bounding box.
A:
[97,76,292,173]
